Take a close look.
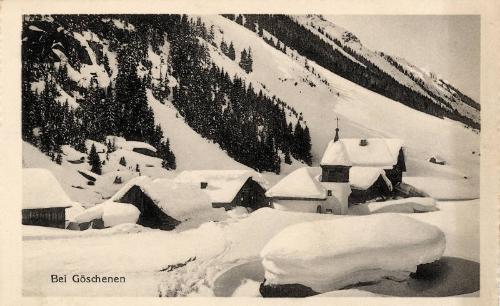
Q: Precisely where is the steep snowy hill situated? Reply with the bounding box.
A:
[21,14,480,205]
[291,15,480,125]
[198,15,479,178]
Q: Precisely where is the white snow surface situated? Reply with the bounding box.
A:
[266,167,325,199]
[403,177,479,200]
[147,90,249,171]
[175,170,268,204]
[319,140,352,166]
[323,138,403,168]
[111,176,213,220]
[74,200,140,227]
[23,168,74,209]
[260,214,446,292]
[101,202,141,227]
[349,166,392,191]
[348,197,437,215]
[23,199,477,296]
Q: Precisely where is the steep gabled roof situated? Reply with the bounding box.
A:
[266,167,326,200]
[320,140,352,166]
[111,176,212,219]
[321,138,404,168]
[349,167,392,191]
[175,170,268,204]
[23,168,73,209]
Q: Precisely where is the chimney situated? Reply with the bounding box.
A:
[200,182,208,189]
[360,139,368,146]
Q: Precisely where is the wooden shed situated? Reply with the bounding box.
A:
[175,170,269,210]
[116,185,180,230]
[348,167,393,204]
[110,176,214,230]
[22,168,73,228]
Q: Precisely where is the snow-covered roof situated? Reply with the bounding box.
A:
[106,136,157,153]
[111,176,212,220]
[175,170,268,204]
[321,138,403,168]
[319,140,352,166]
[125,141,157,152]
[266,167,326,200]
[23,168,73,209]
[349,167,392,191]
[260,214,446,293]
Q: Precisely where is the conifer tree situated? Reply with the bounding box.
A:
[220,39,228,56]
[284,149,292,164]
[235,14,243,25]
[303,126,313,165]
[88,144,102,175]
[55,153,63,165]
[239,48,248,72]
[228,42,236,61]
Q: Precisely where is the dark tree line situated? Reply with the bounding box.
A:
[130,15,311,172]
[22,14,312,173]
[225,14,479,130]
[22,15,176,170]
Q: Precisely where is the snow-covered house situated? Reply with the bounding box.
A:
[266,167,352,215]
[321,137,406,186]
[106,136,158,157]
[22,168,73,228]
[110,176,212,230]
[175,170,269,210]
[267,131,405,214]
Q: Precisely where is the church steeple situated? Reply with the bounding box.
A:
[334,117,340,142]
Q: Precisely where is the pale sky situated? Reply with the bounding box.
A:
[326,15,480,102]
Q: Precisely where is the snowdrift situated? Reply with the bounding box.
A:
[403,177,479,200]
[348,197,437,215]
[74,201,140,227]
[260,214,446,293]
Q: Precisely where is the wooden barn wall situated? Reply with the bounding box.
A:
[22,207,66,228]
[224,178,268,210]
[117,186,180,230]
[349,176,392,204]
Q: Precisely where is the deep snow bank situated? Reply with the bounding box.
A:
[260,214,446,293]
[403,177,479,200]
[348,197,437,215]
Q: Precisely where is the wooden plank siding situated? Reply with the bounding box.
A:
[22,207,67,228]
[348,176,392,204]
[117,185,180,230]
[213,178,269,210]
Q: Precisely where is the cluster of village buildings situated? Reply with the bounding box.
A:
[22,129,408,231]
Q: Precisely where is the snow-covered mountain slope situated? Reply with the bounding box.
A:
[198,15,479,178]
[22,14,480,205]
[292,15,480,126]
[146,90,249,171]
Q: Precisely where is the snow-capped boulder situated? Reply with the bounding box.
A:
[260,214,446,295]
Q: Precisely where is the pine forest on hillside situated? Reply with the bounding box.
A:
[22,15,313,174]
